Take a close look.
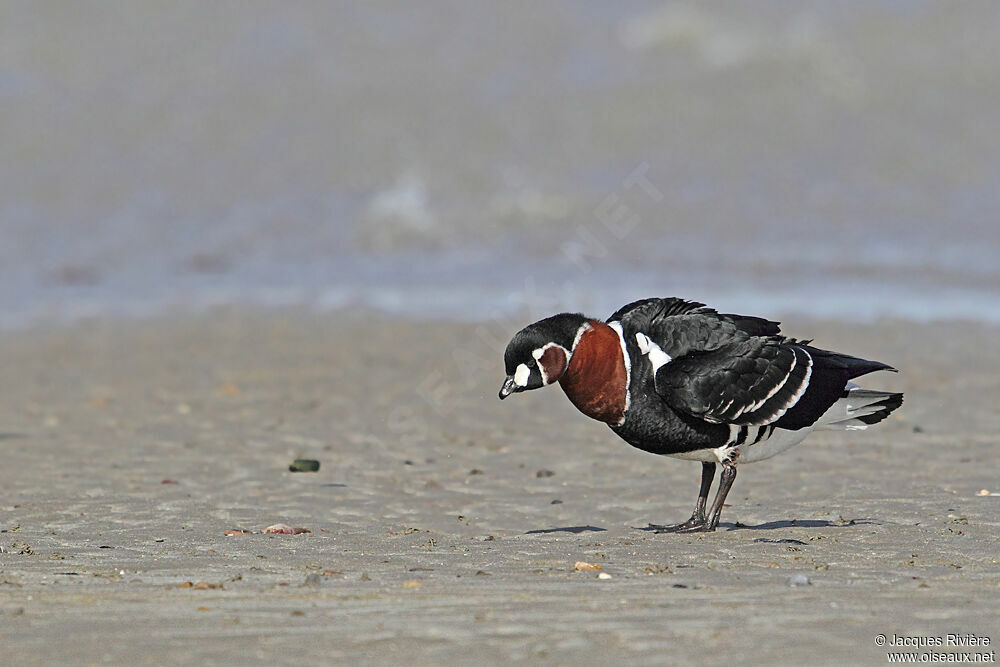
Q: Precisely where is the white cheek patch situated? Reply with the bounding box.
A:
[513,363,531,387]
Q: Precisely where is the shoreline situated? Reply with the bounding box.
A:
[5,275,1000,333]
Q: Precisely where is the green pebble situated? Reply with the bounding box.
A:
[289,459,320,472]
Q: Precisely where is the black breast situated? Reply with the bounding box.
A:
[610,334,728,455]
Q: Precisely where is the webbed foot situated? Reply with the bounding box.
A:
[646,515,707,533]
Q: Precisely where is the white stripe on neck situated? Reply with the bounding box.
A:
[608,321,631,424]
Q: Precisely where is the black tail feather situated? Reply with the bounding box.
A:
[854,392,904,425]
[775,347,898,430]
[804,345,897,379]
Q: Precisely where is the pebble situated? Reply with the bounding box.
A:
[262,523,310,535]
[597,572,612,580]
[787,574,811,586]
[289,459,320,473]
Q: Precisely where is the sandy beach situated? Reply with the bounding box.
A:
[4,3,1000,663]
[1,309,997,665]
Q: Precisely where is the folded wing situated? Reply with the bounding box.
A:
[654,338,813,426]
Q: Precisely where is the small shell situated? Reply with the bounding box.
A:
[262,523,310,535]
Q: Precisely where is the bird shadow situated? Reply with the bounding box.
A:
[524,525,607,535]
[636,518,876,533]
[725,518,876,531]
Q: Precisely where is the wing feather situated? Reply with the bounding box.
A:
[654,339,812,426]
[611,296,895,431]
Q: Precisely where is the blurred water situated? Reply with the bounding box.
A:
[2,1,999,328]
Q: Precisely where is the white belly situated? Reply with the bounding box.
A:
[668,426,813,464]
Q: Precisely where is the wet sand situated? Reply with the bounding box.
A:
[1,309,998,665]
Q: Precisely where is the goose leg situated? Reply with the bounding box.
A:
[680,461,737,532]
[649,462,715,533]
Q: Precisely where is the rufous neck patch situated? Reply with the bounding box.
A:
[558,320,627,424]
[536,344,568,384]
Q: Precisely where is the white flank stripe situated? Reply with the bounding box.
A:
[671,425,811,464]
